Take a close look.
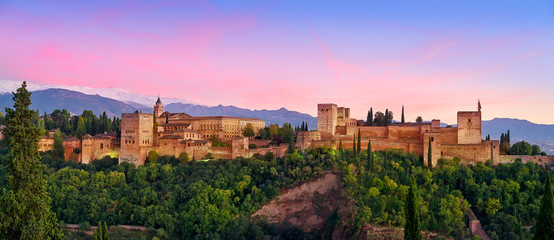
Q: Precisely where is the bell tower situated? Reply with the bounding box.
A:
[154,96,164,118]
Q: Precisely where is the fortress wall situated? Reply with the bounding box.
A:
[499,155,554,166]
[396,127,423,139]
[297,131,321,151]
[356,126,388,138]
[439,127,458,144]
[441,142,496,164]
[249,139,271,148]
[63,139,81,162]
[212,146,232,159]
[38,138,54,152]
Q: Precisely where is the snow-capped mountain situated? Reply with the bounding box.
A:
[0,80,193,107]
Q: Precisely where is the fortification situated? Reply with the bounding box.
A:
[317,104,337,135]
[119,113,154,166]
[306,101,499,166]
[457,111,481,144]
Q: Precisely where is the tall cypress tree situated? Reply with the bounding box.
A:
[339,140,343,153]
[367,137,373,170]
[367,108,373,126]
[533,172,554,240]
[53,128,65,161]
[427,137,433,168]
[404,177,422,240]
[0,82,64,239]
[357,129,361,154]
[385,109,389,126]
[401,105,405,124]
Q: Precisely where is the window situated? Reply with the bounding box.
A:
[468,119,471,122]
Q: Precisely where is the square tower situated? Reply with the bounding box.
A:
[119,113,154,166]
[457,111,481,144]
[317,104,338,135]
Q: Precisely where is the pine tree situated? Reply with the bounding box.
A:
[0,82,64,239]
[401,105,405,124]
[357,129,361,154]
[427,137,432,168]
[367,137,373,170]
[533,172,554,240]
[404,177,422,240]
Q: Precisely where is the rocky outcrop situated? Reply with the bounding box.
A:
[252,173,349,233]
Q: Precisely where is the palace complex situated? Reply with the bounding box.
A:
[37,98,286,165]
[297,102,500,166]
[31,99,506,166]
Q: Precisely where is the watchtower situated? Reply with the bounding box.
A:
[317,103,338,135]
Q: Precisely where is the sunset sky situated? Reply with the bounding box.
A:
[1,0,553,124]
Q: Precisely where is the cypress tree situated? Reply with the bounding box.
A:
[0,82,64,239]
[427,137,432,168]
[339,140,343,153]
[404,177,422,240]
[102,222,109,240]
[507,130,511,145]
[367,108,373,126]
[401,105,405,124]
[165,114,169,124]
[533,172,554,240]
[357,129,361,154]
[367,137,373,170]
[385,109,389,126]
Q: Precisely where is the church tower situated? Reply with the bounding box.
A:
[154,96,164,118]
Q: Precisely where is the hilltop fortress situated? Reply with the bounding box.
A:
[298,102,500,166]
[34,99,501,166]
[38,98,287,165]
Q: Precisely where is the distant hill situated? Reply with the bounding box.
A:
[0,88,317,128]
[165,103,317,129]
[0,88,150,118]
[482,118,554,154]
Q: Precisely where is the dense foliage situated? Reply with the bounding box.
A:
[0,82,64,239]
[340,147,552,239]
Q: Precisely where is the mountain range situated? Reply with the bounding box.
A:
[0,83,552,154]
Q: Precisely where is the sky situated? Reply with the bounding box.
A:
[0,0,553,124]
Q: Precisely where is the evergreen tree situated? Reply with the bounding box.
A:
[76,116,86,138]
[385,109,389,126]
[401,105,405,124]
[53,128,65,161]
[102,222,109,240]
[404,178,422,240]
[305,122,308,131]
[0,82,64,239]
[533,172,554,240]
[507,130,511,146]
[367,137,373,170]
[339,140,343,153]
[287,138,295,154]
[427,137,432,168]
[357,129,361,154]
[367,108,373,126]
[165,114,169,124]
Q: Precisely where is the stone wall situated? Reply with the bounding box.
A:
[499,155,554,165]
[441,140,499,165]
[457,111,481,144]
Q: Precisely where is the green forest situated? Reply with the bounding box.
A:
[0,144,552,239]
